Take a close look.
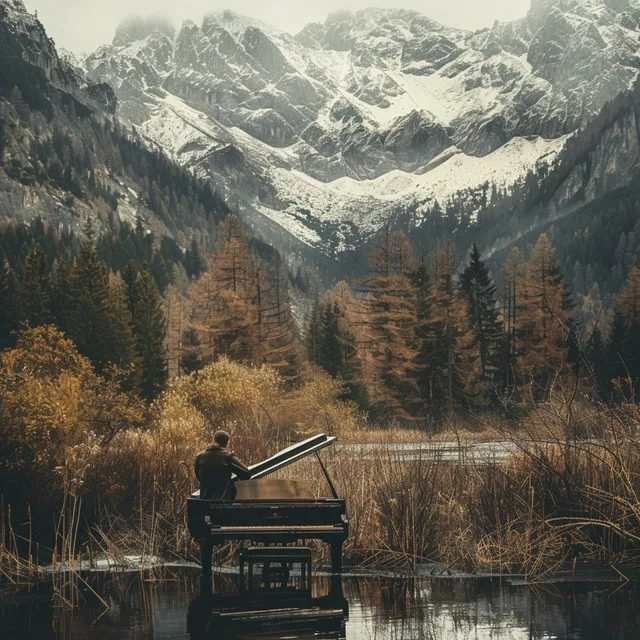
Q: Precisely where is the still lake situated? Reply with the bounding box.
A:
[2,568,639,639]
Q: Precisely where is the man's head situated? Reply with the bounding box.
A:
[213,430,231,448]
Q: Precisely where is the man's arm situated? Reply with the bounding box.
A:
[194,456,200,480]
[230,454,252,481]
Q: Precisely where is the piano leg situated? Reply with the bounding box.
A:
[330,539,344,574]
[200,539,213,592]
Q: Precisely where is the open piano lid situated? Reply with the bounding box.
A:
[233,433,336,481]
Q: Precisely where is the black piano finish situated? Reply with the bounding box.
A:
[187,434,349,579]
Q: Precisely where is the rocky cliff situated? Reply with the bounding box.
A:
[76,0,640,256]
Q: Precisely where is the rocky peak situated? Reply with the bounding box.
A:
[241,26,291,75]
[2,0,27,10]
[113,16,175,48]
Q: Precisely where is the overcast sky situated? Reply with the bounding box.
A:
[24,0,531,53]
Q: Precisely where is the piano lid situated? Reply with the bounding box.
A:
[233,433,336,481]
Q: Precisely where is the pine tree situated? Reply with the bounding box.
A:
[408,251,436,415]
[613,266,640,388]
[150,251,170,293]
[317,302,342,376]
[503,247,527,392]
[306,295,323,366]
[164,284,187,378]
[52,252,74,333]
[261,254,300,384]
[607,309,629,387]
[19,243,53,327]
[585,327,608,394]
[185,237,205,279]
[0,252,17,348]
[107,273,142,392]
[509,235,570,395]
[129,266,168,401]
[69,244,114,372]
[459,244,503,392]
[189,218,260,364]
[427,242,480,415]
[356,228,419,419]
[525,235,570,378]
[328,287,366,405]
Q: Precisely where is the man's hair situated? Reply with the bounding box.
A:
[214,430,231,447]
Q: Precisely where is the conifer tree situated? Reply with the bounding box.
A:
[503,247,527,391]
[459,244,503,388]
[189,216,260,364]
[150,251,170,293]
[520,234,571,387]
[69,244,114,372]
[356,228,418,419]
[129,266,168,401]
[585,327,609,393]
[408,251,436,414]
[317,302,342,376]
[612,266,640,388]
[306,295,323,366]
[261,253,300,384]
[426,242,479,415]
[107,273,142,392]
[52,252,74,333]
[185,237,205,279]
[164,284,187,378]
[19,243,53,326]
[327,283,366,405]
[0,252,17,348]
[122,260,139,318]
[607,309,629,386]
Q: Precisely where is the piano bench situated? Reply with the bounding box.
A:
[239,546,312,594]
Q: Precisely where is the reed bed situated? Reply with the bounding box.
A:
[4,358,640,598]
[60,396,640,582]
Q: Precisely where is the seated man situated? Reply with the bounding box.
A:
[195,430,252,500]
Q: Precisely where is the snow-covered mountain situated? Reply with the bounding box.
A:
[76,1,640,255]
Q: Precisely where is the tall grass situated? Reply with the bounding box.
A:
[75,394,640,581]
[5,353,640,589]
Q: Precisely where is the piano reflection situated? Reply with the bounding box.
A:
[187,434,349,580]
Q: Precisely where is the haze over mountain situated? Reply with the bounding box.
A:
[25,0,532,53]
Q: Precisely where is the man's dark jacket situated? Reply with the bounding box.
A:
[195,445,252,500]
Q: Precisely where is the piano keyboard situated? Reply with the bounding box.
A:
[212,525,342,532]
[211,524,342,531]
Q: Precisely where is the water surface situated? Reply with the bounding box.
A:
[2,569,638,639]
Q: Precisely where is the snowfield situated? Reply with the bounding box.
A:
[261,135,568,246]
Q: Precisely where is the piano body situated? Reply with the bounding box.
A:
[187,434,349,579]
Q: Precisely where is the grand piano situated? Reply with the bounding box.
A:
[187,434,349,580]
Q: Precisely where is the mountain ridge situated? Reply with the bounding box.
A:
[75,0,640,257]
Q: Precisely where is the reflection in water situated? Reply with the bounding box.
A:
[1,569,640,639]
[188,574,348,640]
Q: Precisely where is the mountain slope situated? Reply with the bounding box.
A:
[79,1,640,255]
[0,0,228,251]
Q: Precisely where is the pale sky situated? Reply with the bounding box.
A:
[24,0,531,54]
